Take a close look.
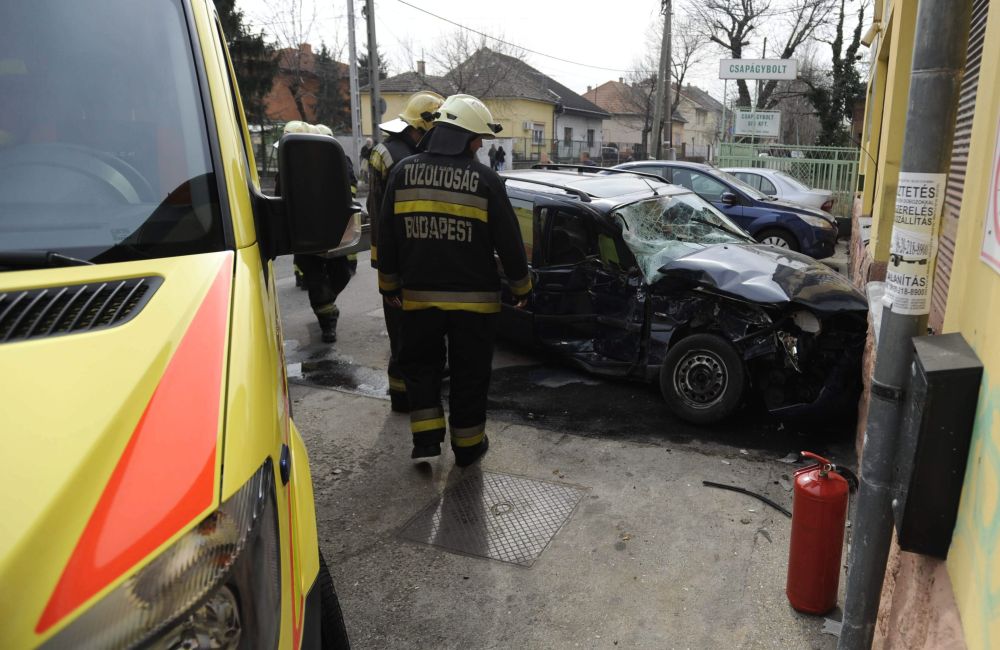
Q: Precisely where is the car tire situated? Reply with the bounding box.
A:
[660,333,746,424]
[755,228,799,252]
[319,552,351,649]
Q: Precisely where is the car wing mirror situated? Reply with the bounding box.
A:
[720,192,740,206]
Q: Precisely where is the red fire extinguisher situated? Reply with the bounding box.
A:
[786,451,849,615]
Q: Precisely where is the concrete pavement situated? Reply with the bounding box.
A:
[278,253,848,649]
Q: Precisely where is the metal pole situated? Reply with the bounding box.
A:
[651,0,670,159]
[365,0,382,144]
[665,0,672,155]
[721,78,727,145]
[838,1,973,648]
[346,0,361,170]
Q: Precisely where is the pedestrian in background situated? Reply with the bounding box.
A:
[367,91,445,411]
[495,144,506,170]
[488,142,497,170]
[580,150,596,166]
[376,94,532,466]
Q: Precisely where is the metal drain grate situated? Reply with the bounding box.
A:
[398,471,586,566]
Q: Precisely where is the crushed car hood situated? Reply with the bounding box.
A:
[0,252,233,639]
[658,243,867,312]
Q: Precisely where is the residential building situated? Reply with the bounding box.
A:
[360,50,609,164]
[850,1,999,647]
[584,79,722,161]
[263,43,349,127]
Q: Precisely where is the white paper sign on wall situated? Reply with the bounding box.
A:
[886,172,947,315]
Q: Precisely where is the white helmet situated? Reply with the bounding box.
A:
[274,120,312,148]
[313,124,334,137]
[433,94,502,137]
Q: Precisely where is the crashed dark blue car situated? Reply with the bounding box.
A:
[497,167,868,424]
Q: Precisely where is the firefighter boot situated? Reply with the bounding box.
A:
[317,308,339,343]
[454,435,489,468]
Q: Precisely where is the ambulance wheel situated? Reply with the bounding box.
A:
[660,333,745,424]
[319,552,350,649]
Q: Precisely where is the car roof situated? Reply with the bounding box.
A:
[721,167,779,175]
[501,168,688,203]
[616,160,715,172]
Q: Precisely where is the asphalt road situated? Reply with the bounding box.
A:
[276,251,858,469]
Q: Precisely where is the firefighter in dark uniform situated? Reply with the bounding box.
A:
[376,94,532,466]
[367,92,444,412]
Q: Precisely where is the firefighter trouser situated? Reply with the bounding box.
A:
[383,298,407,409]
[294,254,352,323]
[398,309,497,450]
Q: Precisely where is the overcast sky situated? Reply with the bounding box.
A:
[239,0,735,97]
[237,0,868,105]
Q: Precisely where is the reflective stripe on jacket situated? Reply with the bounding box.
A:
[366,135,417,268]
[376,151,532,312]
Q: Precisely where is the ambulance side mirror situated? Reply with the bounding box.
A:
[254,134,358,259]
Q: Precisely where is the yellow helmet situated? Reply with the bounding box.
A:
[433,94,502,137]
[381,91,445,134]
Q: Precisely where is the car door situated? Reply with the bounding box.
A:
[670,168,753,231]
[530,201,641,365]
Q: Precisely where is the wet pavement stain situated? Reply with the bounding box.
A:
[295,352,855,466]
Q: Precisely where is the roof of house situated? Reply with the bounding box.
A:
[366,49,610,118]
[583,80,687,123]
[680,84,724,112]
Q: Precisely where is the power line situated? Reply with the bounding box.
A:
[394,0,636,74]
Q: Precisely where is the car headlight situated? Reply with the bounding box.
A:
[43,461,281,650]
[798,213,835,229]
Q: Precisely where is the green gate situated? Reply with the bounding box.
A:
[717,143,859,219]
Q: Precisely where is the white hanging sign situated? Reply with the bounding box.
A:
[885,172,947,315]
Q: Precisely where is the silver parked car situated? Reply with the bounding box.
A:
[722,167,836,213]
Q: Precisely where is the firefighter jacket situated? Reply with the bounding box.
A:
[366,134,418,268]
[376,150,532,313]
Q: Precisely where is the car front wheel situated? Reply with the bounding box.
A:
[660,333,746,424]
[755,228,799,252]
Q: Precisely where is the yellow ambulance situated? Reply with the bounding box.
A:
[0,0,357,647]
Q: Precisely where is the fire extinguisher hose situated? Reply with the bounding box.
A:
[701,480,792,518]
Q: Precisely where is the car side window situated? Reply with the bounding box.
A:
[688,171,729,202]
[546,207,596,266]
[758,176,777,195]
[734,172,760,190]
[510,197,534,263]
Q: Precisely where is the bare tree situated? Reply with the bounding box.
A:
[691,0,836,109]
[671,18,711,113]
[267,0,317,121]
[397,29,528,101]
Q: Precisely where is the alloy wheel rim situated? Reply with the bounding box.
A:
[674,350,728,409]
[761,235,790,248]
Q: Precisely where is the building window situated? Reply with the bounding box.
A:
[564,127,573,145]
[587,129,595,147]
[696,109,707,125]
[532,125,544,144]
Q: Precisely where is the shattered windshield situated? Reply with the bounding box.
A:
[0,0,225,269]
[614,192,754,284]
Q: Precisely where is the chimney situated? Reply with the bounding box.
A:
[586,85,592,93]
[417,60,426,76]
[619,77,623,84]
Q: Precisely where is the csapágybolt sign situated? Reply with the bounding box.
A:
[719,59,798,80]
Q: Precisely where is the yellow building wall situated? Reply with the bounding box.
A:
[943,7,1000,648]
[859,31,890,217]
[359,92,554,143]
[868,1,918,260]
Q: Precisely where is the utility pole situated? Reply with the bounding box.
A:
[346,0,362,170]
[365,0,382,144]
[665,0,672,152]
[838,0,973,648]
[651,0,671,159]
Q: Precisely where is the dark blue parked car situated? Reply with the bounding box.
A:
[613,161,839,259]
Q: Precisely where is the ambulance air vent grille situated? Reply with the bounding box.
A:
[0,276,162,344]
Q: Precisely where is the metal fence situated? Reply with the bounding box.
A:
[716,143,860,218]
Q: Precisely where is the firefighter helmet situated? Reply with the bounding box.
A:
[313,123,334,136]
[381,91,445,134]
[274,120,311,148]
[432,94,502,137]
